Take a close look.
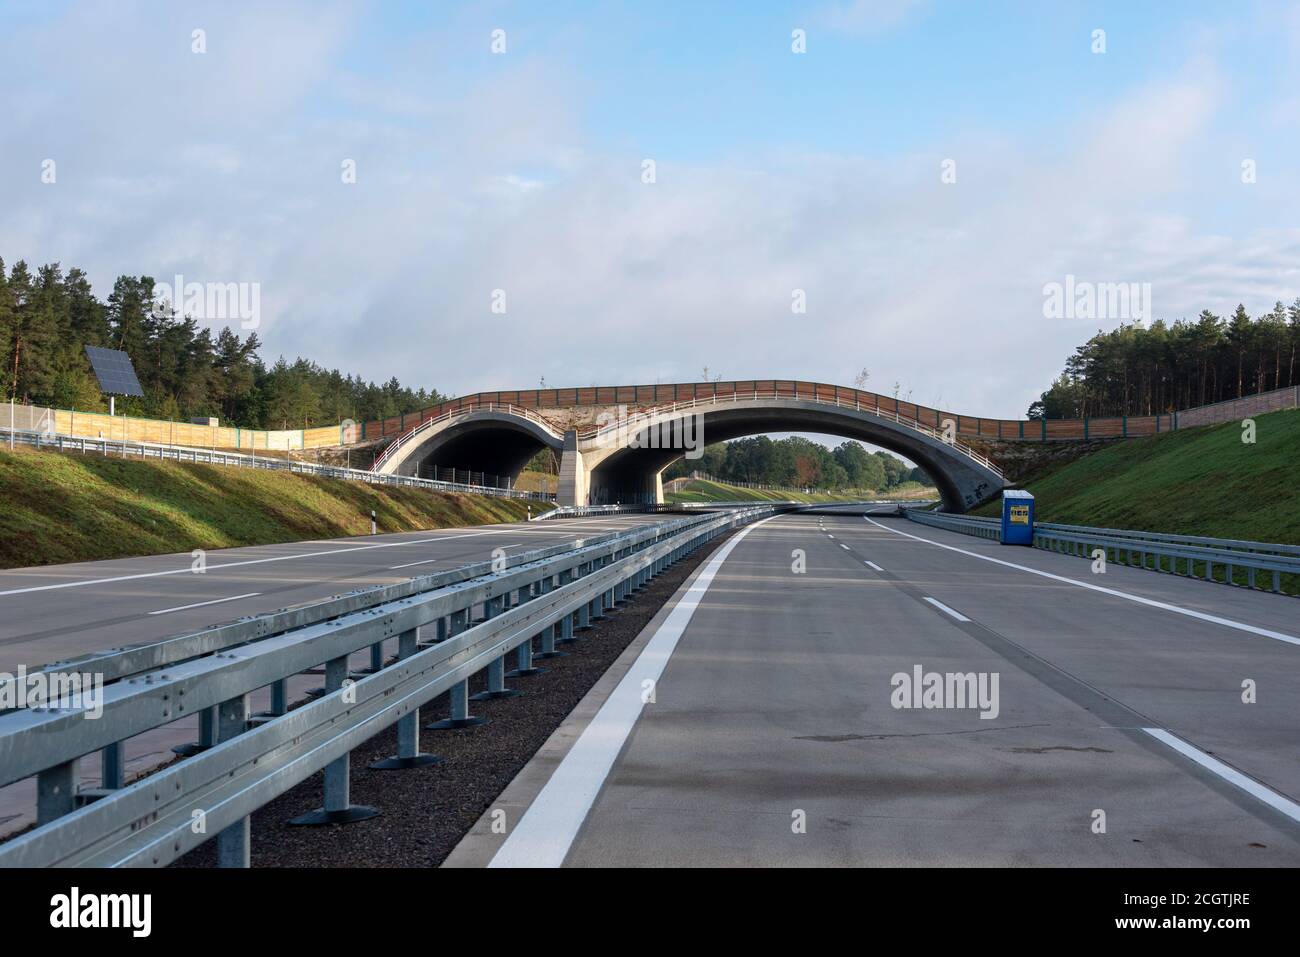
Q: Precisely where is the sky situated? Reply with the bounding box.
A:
[2,0,1299,421]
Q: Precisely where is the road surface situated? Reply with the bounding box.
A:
[453,510,1300,867]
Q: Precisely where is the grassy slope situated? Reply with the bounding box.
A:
[971,407,1300,543]
[0,446,551,569]
[664,478,937,504]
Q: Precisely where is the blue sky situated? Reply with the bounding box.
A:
[2,0,1298,420]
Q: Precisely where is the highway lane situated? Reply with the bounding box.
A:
[0,514,671,672]
[469,511,1300,867]
[840,513,1300,800]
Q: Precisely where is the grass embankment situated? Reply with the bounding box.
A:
[0,446,551,569]
[664,478,937,505]
[972,407,1300,544]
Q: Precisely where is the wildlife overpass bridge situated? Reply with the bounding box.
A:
[364,380,1178,512]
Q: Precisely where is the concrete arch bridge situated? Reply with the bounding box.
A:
[366,379,1171,512]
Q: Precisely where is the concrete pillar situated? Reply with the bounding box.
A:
[557,430,588,506]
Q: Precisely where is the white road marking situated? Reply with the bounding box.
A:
[0,529,519,597]
[488,515,780,868]
[148,592,261,616]
[923,596,971,622]
[827,535,835,539]
[864,517,1300,647]
[1143,728,1300,823]
[390,543,522,570]
[840,543,850,550]
[864,560,884,571]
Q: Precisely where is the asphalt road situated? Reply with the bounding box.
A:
[460,510,1300,867]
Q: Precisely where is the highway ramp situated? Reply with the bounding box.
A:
[449,511,1300,867]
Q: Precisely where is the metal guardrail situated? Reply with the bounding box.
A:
[531,504,651,521]
[2,427,553,501]
[905,510,1300,595]
[10,523,668,689]
[0,505,783,867]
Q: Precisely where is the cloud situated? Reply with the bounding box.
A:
[1,2,1296,424]
[817,0,925,36]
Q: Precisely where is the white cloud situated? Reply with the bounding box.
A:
[818,0,925,36]
[1,3,1297,424]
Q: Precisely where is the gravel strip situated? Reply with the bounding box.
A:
[175,531,734,868]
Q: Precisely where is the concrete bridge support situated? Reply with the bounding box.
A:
[557,431,588,507]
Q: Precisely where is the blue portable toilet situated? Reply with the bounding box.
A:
[999,490,1035,545]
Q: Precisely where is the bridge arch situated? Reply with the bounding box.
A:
[574,398,1006,511]
[368,389,1008,510]
[371,406,563,485]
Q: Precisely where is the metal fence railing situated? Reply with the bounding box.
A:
[0,505,784,867]
[904,510,1300,596]
[531,504,653,521]
[1,427,554,502]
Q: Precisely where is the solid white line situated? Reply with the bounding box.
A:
[864,517,1300,647]
[923,596,971,622]
[864,560,884,571]
[148,592,261,616]
[390,543,522,570]
[1143,728,1300,823]
[488,515,780,868]
[0,529,516,597]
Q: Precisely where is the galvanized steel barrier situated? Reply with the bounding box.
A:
[905,510,1300,596]
[1,427,552,501]
[0,505,784,867]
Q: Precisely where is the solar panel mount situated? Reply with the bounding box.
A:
[84,345,145,397]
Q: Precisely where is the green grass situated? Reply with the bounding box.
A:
[971,407,1300,544]
[664,478,937,505]
[0,446,553,569]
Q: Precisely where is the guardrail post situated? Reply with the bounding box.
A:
[427,610,488,730]
[101,742,125,790]
[289,656,380,825]
[216,693,251,866]
[474,594,521,700]
[371,627,442,770]
[574,563,593,632]
[510,576,551,676]
[37,759,77,825]
[538,571,571,657]
[174,704,219,757]
[366,640,385,674]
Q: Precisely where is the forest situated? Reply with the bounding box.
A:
[662,436,929,492]
[0,259,444,428]
[6,258,1298,443]
[1030,301,1300,419]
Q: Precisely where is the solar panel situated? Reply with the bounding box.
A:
[84,345,145,397]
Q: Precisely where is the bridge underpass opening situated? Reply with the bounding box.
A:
[579,404,1001,511]
[589,431,933,506]
[400,424,557,489]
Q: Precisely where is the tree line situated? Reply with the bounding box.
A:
[1030,301,1300,419]
[663,436,929,491]
[0,259,445,428]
